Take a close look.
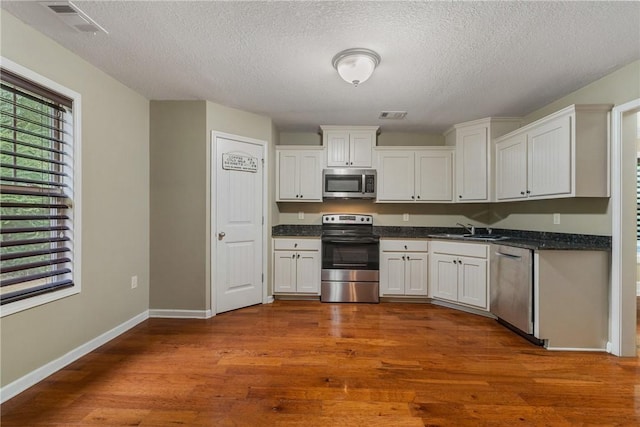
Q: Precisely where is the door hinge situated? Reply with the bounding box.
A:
[261,273,264,283]
[261,158,265,165]
[262,216,264,225]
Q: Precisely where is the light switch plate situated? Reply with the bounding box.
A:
[298,211,304,220]
[553,213,560,225]
[403,213,409,222]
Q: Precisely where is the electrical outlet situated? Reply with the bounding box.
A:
[553,213,560,225]
[298,211,304,220]
[131,275,138,289]
[403,213,409,222]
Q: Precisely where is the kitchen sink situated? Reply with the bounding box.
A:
[429,233,467,238]
[461,234,509,241]
[429,233,509,241]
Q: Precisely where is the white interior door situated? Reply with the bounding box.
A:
[214,134,264,313]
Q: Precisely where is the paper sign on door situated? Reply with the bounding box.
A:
[222,153,258,173]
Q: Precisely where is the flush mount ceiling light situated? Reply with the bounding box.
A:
[332,48,381,87]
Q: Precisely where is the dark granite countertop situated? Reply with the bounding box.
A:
[272,225,610,251]
[272,224,322,237]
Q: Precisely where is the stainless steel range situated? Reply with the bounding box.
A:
[320,214,380,303]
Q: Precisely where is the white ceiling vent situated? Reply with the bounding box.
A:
[379,111,408,120]
[40,1,108,34]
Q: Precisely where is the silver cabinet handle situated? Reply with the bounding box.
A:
[495,251,522,260]
[218,232,226,240]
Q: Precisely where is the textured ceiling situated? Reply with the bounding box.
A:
[2,1,639,133]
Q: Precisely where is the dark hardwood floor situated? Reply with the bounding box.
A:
[1,301,638,426]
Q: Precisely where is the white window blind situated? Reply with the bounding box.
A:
[1,66,78,309]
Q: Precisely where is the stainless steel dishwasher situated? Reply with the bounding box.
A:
[490,245,542,345]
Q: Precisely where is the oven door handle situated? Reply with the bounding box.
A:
[321,237,380,244]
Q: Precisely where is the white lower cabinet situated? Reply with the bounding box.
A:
[380,240,428,296]
[430,241,488,310]
[273,238,321,294]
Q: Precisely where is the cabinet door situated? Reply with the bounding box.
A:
[376,151,415,201]
[296,251,320,294]
[349,132,374,167]
[298,151,322,201]
[380,252,406,295]
[457,257,487,309]
[274,251,297,293]
[277,151,300,200]
[495,134,527,201]
[456,126,488,201]
[326,132,351,167]
[404,252,428,296]
[527,115,571,198]
[430,253,458,302]
[415,150,453,201]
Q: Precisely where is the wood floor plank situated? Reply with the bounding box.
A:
[1,300,638,426]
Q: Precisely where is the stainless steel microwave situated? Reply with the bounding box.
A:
[322,169,376,199]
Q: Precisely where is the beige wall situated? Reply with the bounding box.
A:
[206,102,274,306]
[149,101,273,311]
[1,12,150,387]
[489,60,640,234]
[377,132,445,146]
[279,132,321,146]
[276,61,640,235]
[150,101,207,310]
[278,131,444,147]
[278,201,491,228]
[523,61,640,125]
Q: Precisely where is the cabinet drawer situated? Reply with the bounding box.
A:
[380,239,429,252]
[430,241,487,258]
[273,238,321,251]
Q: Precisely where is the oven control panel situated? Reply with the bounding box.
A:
[322,214,373,224]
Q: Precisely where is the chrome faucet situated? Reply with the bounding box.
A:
[456,223,475,235]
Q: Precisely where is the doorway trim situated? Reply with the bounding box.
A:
[209,131,269,316]
[611,98,640,356]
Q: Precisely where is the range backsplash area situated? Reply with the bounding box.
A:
[276,196,611,236]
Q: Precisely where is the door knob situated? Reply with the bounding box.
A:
[218,232,226,240]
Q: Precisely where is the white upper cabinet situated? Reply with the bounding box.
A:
[374,147,454,202]
[276,147,324,202]
[495,132,528,200]
[375,149,414,200]
[527,115,571,197]
[321,126,378,168]
[494,104,612,201]
[445,118,521,202]
[415,150,454,201]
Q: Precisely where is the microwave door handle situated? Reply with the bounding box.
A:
[362,174,366,194]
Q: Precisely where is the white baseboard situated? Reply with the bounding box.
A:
[1,310,149,404]
[148,309,212,319]
[265,296,275,304]
[545,346,607,352]
[637,281,640,296]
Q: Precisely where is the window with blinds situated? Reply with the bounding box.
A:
[1,63,80,313]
